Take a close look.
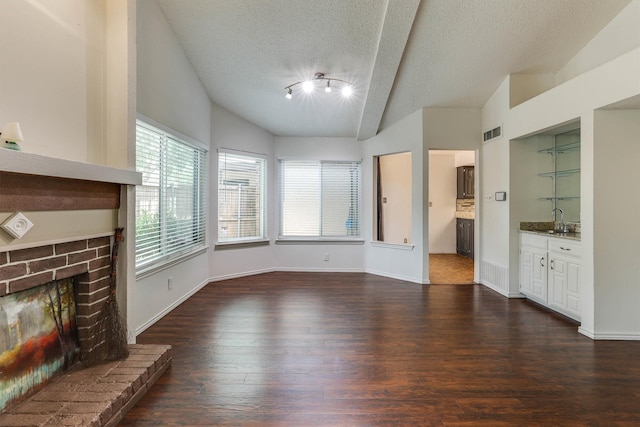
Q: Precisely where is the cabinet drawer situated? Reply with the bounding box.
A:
[520,233,548,250]
[549,239,581,257]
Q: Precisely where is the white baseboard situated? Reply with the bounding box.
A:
[365,269,426,284]
[208,268,275,283]
[275,267,365,273]
[480,280,509,297]
[134,277,211,336]
[579,327,640,340]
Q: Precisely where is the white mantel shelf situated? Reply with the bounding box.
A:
[0,149,141,185]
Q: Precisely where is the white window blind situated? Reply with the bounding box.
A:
[279,160,361,238]
[218,150,267,242]
[135,120,207,271]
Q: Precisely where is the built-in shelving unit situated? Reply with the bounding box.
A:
[537,129,580,221]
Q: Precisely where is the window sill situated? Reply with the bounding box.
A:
[276,238,364,245]
[215,239,270,250]
[136,245,210,280]
[370,241,415,251]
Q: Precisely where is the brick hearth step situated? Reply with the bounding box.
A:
[0,344,171,427]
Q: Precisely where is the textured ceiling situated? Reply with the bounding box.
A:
[156,0,632,139]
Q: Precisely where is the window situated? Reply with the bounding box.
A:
[279,160,361,238]
[218,150,267,242]
[135,120,207,272]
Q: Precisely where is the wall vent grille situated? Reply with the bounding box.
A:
[483,126,502,142]
[481,260,508,291]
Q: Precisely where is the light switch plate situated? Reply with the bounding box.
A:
[2,212,34,239]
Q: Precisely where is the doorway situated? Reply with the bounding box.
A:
[428,150,475,284]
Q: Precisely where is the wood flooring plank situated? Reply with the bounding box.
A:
[119,272,640,426]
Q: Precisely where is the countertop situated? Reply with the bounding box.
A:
[519,229,581,241]
[455,211,475,220]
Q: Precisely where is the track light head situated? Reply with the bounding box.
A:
[284,72,353,100]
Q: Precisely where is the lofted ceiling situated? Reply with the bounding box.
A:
[156,0,632,140]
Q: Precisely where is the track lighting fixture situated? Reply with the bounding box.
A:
[284,72,353,100]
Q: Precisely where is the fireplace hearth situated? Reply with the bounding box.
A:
[0,236,171,425]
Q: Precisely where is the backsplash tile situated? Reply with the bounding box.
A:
[456,199,475,212]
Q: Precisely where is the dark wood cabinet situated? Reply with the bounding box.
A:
[456,218,474,259]
[456,166,474,199]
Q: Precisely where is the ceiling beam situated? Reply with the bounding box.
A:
[357,0,421,141]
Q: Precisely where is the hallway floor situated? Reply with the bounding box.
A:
[429,253,474,284]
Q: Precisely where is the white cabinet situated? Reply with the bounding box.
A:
[519,233,581,321]
[520,234,548,305]
[548,239,581,320]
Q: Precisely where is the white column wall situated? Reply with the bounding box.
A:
[591,110,640,339]
[134,0,212,335]
[363,110,426,283]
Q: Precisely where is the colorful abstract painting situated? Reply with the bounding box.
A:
[0,278,80,412]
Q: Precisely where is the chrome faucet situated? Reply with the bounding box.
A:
[552,207,568,233]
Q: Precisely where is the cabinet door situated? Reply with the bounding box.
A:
[456,166,475,199]
[456,167,465,199]
[456,219,473,259]
[456,219,464,253]
[548,254,580,320]
[465,167,474,198]
[520,246,547,303]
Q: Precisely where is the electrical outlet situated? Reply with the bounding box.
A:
[404,238,408,243]
[168,277,173,290]
[324,253,330,261]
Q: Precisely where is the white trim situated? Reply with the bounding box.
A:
[0,231,114,253]
[135,246,209,280]
[135,275,212,336]
[276,239,364,245]
[370,241,415,250]
[215,239,270,249]
[277,156,363,162]
[579,328,640,341]
[0,150,141,185]
[365,268,425,284]
[480,280,510,297]
[207,268,276,283]
[275,267,365,273]
[136,113,208,152]
[217,147,268,159]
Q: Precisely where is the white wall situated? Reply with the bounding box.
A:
[133,0,212,335]
[480,3,640,335]
[592,109,640,338]
[210,104,276,280]
[423,108,482,281]
[428,152,456,253]
[555,1,640,85]
[0,0,88,161]
[379,152,412,245]
[454,151,475,167]
[363,110,425,283]
[274,137,365,272]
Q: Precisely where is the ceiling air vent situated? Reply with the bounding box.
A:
[483,126,502,142]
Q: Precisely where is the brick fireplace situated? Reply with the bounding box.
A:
[1,235,115,362]
[0,151,170,425]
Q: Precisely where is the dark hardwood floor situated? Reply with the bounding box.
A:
[120,272,640,426]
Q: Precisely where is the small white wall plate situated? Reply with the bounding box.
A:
[2,212,34,239]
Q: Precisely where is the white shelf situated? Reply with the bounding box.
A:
[0,149,141,185]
